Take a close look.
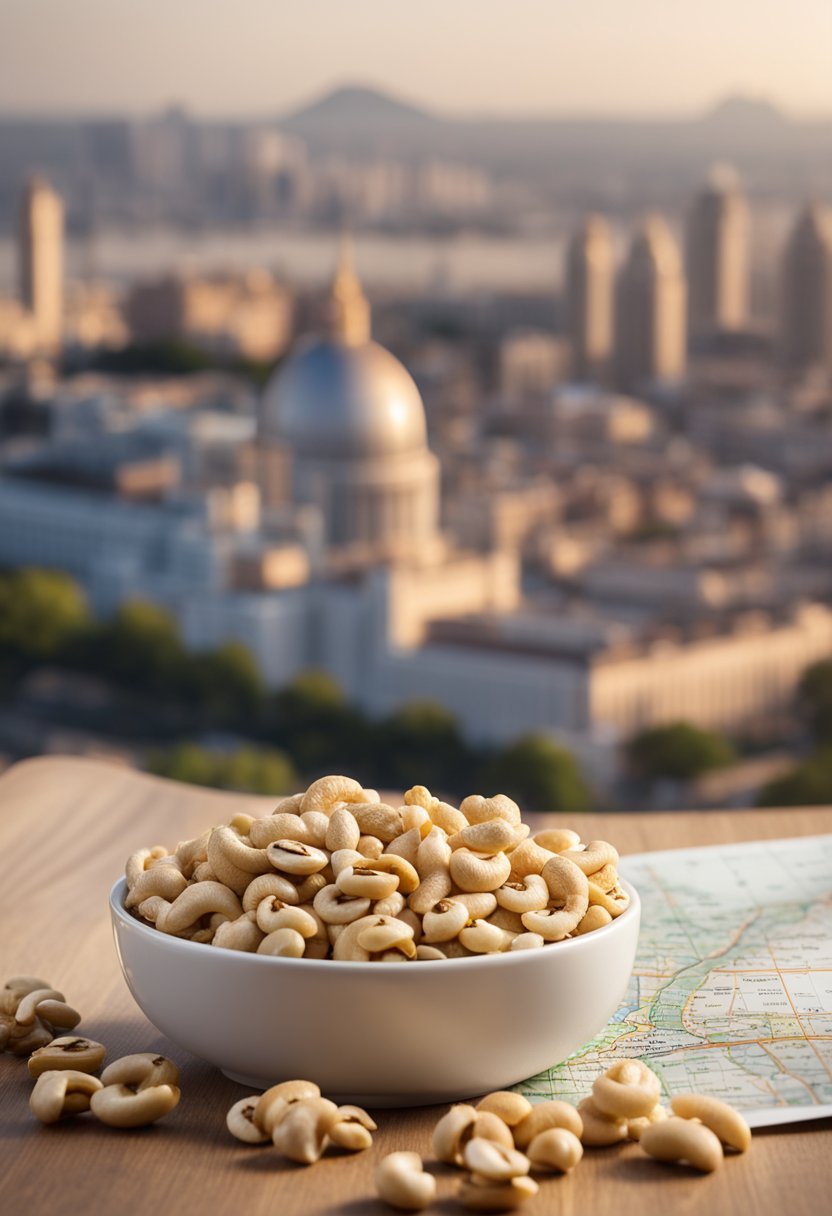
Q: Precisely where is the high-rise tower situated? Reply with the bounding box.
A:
[19,175,64,353]
[614,214,686,391]
[780,201,832,375]
[565,214,614,380]
[686,164,748,338]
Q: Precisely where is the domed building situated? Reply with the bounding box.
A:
[261,244,440,557]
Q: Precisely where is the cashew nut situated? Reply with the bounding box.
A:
[329,1104,377,1152]
[242,872,300,910]
[576,1096,628,1146]
[356,916,416,956]
[510,932,545,951]
[449,819,519,855]
[450,892,498,920]
[670,1094,751,1152]
[124,864,188,909]
[300,775,366,814]
[459,919,514,953]
[257,927,306,957]
[422,898,469,943]
[271,1096,340,1163]
[592,1059,662,1119]
[212,911,265,953]
[573,905,613,935]
[336,865,399,901]
[375,1151,436,1211]
[386,827,422,867]
[458,1175,538,1211]
[30,1069,103,1123]
[313,883,371,925]
[639,1116,724,1172]
[476,1091,532,1127]
[506,837,556,880]
[249,812,315,848]
[513,1099,583,1148]
[521,855,589,941]
[450,849,512,894]
[628,1104,668,1140]
[254,1079,321,1134]
[255,898,318,938]
[350,803,405,843]
[495,875,549,914]
[460,794,521,826]
[463,1137,531,1181]
[28,1036,106,1077]
[325,807,361,852]
[587,881,630,917]
[157,881,243,935]
[561,840,619,875]
[526,1127,583,1173]
[533,828,581,853]
[266,840,329,876]
[226,1095,270,1144]
[91,1082,180,1128]
[208,825,272,876]
[433,1103,478,1164]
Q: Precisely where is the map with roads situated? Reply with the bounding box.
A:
[516,834,832,1126]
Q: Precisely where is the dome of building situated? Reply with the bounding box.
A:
[259,239,440,557]
[262,335,428,459]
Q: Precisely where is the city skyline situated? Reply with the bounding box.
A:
[2,0,831,118]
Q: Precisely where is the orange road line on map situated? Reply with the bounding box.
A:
[673,1035,832,1051]
[710,968,832,975]
[756,1039,821,1102]
[770,949,832,1084]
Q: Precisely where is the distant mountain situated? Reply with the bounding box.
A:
[699,95,790,129]
[284,85,437,129]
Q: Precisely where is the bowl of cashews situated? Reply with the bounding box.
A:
[110,776,640,1106]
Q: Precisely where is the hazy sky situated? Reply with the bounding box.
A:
[2,0,831,118]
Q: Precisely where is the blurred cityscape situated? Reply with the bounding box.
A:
[1,83,832,810]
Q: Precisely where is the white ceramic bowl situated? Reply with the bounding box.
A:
[110,876,640,1106]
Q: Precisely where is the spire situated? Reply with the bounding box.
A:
[326,234,371,345]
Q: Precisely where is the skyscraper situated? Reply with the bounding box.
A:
[614,214,686,392]
[19,175,64,353]
[686,164,748,338]
[565,214,614,380]
[780,201,832,375]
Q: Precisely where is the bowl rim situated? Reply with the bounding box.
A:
[110,874,639,975]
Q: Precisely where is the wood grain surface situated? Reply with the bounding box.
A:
[0,756,830,1216]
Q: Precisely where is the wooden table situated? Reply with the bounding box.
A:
[1,756,830,1215]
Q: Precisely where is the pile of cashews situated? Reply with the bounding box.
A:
[125,775,630,960]
[223,1063,751,1209]
[372,1065,752,1211]
[226,1079,376,1162]
[2,975,181,1130]
[1,975,82,1057]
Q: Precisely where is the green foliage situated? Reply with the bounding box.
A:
[0,568,90,659]
[627,721,735,781]
[797,659,832,745]
[375,701,474,794]
[91,339,215,377]
[757,749,832,807]
[90,600,190,698]
[187,642,266,726]
[267,670,372,777]
[481,733,591,813]
[148,742,297,795]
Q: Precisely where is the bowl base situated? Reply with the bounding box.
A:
[220,1069,468,1108]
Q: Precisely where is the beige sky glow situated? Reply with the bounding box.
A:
[1,0,830,117]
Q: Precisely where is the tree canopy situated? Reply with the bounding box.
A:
[798,659,832,746]
[757,749,832,807]
[627,721,735,781]
[481,733,591,812]
[0,568,90,659]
